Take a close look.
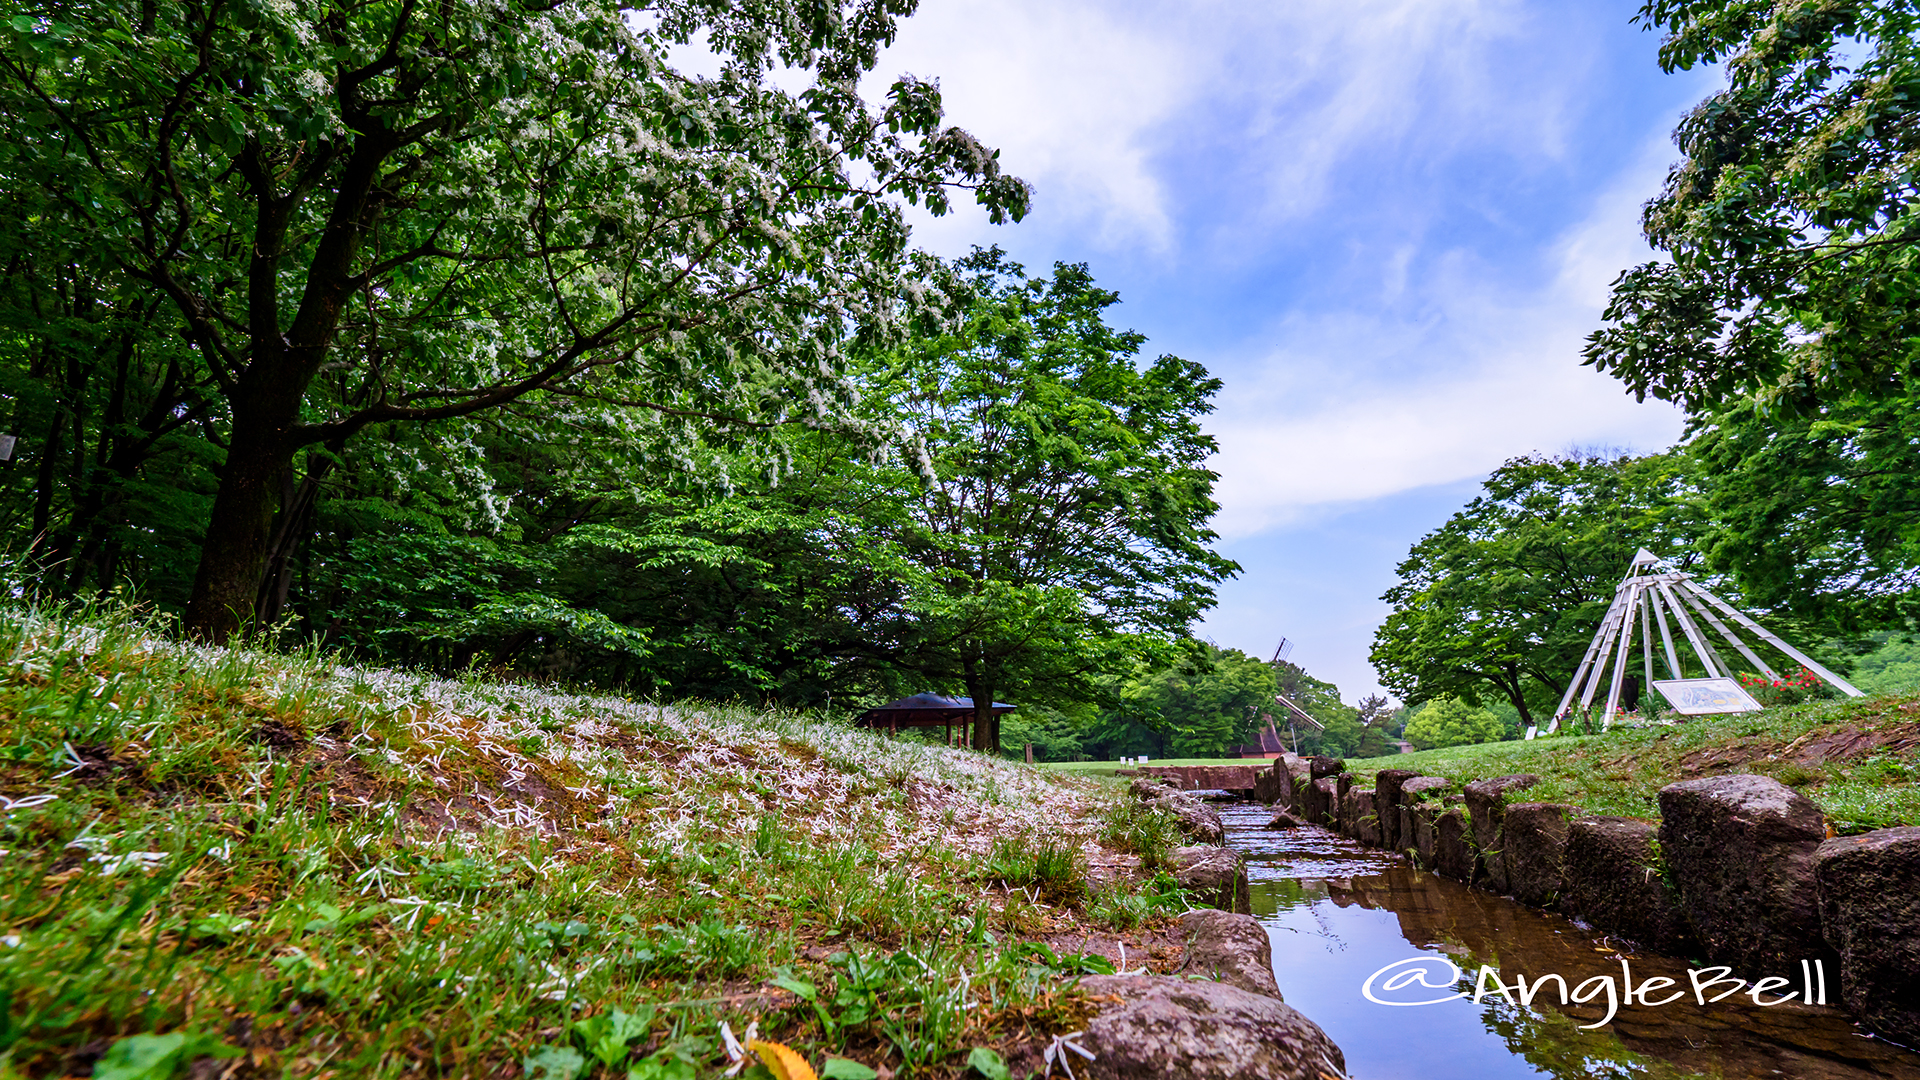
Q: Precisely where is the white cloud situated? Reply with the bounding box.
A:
[871,0,1577,260]
[1204,132,1689,539]
[868,0,1193,253]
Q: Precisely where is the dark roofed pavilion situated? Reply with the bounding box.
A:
[854,692,1015,747]
[1235,717,1290,759]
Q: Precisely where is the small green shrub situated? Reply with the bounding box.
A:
[982,835,1085,903]
[1098,802,1180,871]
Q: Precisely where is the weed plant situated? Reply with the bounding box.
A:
[1082,873,1188,931]
[0,598,1182,1079]
[1097,802,1181,870]
[980,836,1086,904]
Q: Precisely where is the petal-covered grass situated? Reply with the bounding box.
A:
[0,599,1188,1079]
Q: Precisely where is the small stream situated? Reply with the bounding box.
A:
[1220,802,1920,1080]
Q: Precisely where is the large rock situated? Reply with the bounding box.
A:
[1282,755,1312,815]
[1815,826,1920,1047]
[1351,789,1382,847]
[1307,756,1344,780]
[1178,909,1280,998]
[1171,846,1250,913]
[1658,774,1834,977]
[1434,807,1474,882]
[1464,774,1539,892]
[1399,777,1450,864]
[1502,802,1576,908]
[1143,791,1226,846]
[1128,777,1176,802]
[1303,777,1338,827]
[1560,815,1694,955]
[1402,776,1451,799]
[1371,769,1421,850]
[1252,759,1293,806]
[1076,975,1347,1080]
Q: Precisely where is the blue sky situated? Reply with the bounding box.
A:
[855,0,1722,701]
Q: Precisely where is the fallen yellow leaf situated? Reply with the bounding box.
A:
[747,1038,817,1080]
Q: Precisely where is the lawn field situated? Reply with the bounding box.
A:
[1340,697,1920,832]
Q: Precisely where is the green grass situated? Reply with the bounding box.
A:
[1342,695,1920,832]
[0,598,1192,1080]
[1096,800,1184,872]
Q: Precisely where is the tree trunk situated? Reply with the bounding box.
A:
[965,673,996,753]
[254,442,339,627]
[181,130,392,640]
[1495,663,1536,731]
[184,379,303,639]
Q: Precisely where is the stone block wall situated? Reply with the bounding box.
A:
[1257,757,1919,1046]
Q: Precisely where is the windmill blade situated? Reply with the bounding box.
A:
[1273,690,1325,731]
[1271,638,1294,665]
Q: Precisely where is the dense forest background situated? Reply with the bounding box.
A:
[4,0,1919,760]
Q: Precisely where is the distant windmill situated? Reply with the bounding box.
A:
[1530,549,1864,738]
[1272,690,1325,753]
[1266,638,1320,751]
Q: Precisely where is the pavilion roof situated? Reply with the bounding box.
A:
[854,693,1015,727]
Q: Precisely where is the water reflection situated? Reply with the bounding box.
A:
[1219,802,1920,1080]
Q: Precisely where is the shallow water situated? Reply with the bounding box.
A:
[1220,802,1920,1080]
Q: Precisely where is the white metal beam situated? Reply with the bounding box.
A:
[1680,581,1864,697]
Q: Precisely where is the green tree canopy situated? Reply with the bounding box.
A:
[1112,644,1276,759]
[1584,0,1920,412]
[1369,451,1706,729]
[1402,696,1505,752]
[1080,646,1360,760]
[1688,390,1920,632]
[1574,1,1920,638]
[868,249,1237,748]
[137,250,1236,739]
[1,0,1027,638]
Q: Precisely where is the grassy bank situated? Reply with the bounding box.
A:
[1342,695,1920,833]
[0,601,1193,1080]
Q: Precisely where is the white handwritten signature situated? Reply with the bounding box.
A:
[1360,955,1828,1029]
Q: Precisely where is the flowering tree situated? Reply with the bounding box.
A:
[0,0,1027,637]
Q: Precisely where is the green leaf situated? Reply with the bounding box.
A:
[575,1006,656,1068]
[821,1059,878,1080]
[93,1032,240,1080]
[966,1047,1010,1080]
[92,1034,188,1080]
[628,1053,697,1080]
[301,901,346,932]
[189,913,254,940]
[523,1045,588,1080]
[769,973,817,1002]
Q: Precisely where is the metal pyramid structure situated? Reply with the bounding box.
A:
[1527,549,1864,738]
